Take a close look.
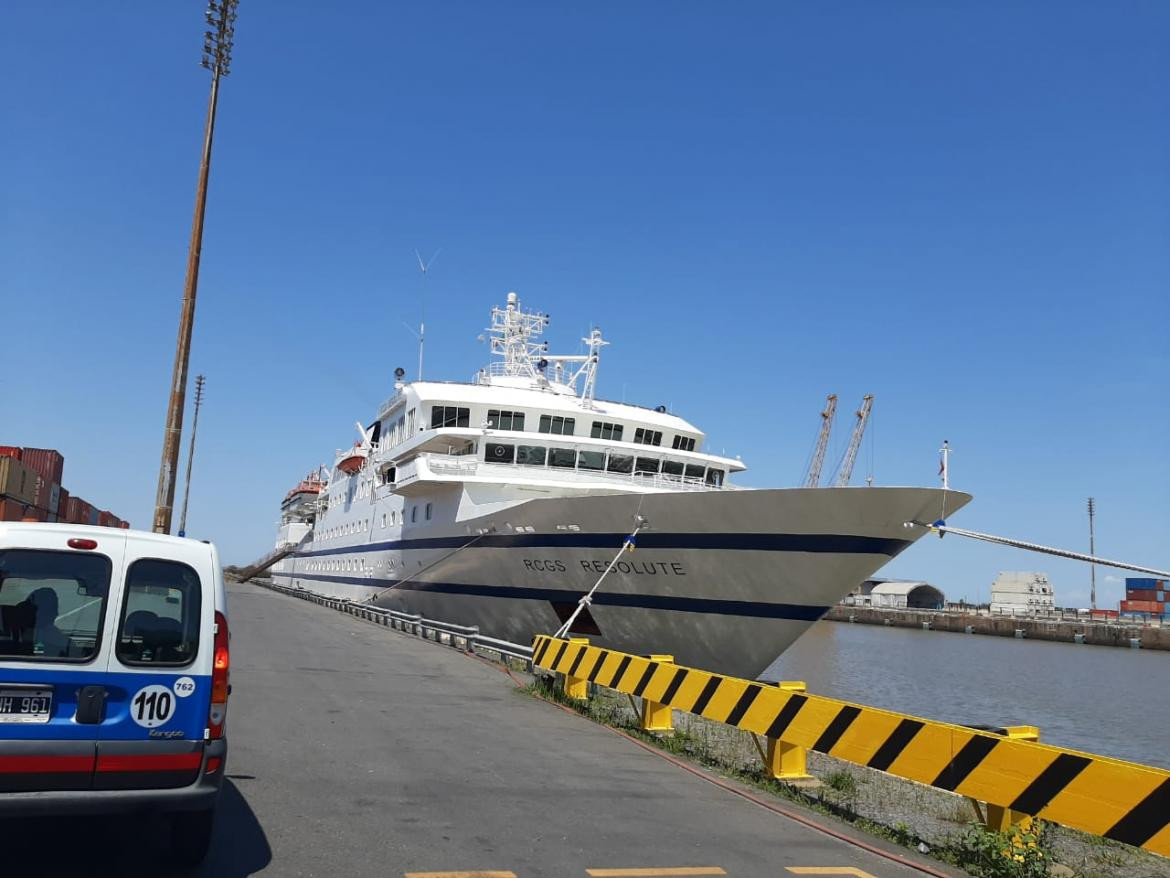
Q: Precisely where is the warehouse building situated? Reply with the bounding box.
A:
[990,572,1055,615]
[843,579,946,609]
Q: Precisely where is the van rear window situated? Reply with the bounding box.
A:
[0,549,112,662]
[116,559,202,667]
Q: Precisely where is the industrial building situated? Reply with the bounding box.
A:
[843,579,946,610]
[990,572,1055,615]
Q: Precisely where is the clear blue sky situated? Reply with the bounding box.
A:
[3,2,1167,607]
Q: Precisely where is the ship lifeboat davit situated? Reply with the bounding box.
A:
[337,444,367,475]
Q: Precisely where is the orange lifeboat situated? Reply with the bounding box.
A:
[337,443,366,475]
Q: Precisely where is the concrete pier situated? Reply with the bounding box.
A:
[826,605,1170,650]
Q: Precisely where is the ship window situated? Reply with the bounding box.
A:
[381,514,386,528]
[411,506,417,523]
[578,450,604,471]
[517,445,546,466]
[685,464,705,479]
[590,421,623,441]
[548,447,577,468]
[607,453,633,474]
[662,460,685,476]
[705,469,724,486]
[391,511,396,526]
[485,442,515,463]
[635,457,660,474]
[425,502,432,520]
[431,406,470,429]
[538,415,575,435]
[672,435,696,452]
[487,410,525,431]
[634,428,662,446]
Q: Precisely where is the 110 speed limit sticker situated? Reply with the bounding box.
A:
[130,684,177,728]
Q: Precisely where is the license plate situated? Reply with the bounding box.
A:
[0,688,53,724]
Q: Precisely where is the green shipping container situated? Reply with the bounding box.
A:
[0,456,37,504]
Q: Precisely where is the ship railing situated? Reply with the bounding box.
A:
[419,452,728,491]
[249,580,535,665]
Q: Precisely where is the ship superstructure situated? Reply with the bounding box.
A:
[271,293,970,678]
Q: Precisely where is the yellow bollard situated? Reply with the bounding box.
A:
[562,637,591,701]
[984,726,1041,833]
[762,682,814,783]
[639,655,674,732]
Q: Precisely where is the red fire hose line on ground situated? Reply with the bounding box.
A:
[474,654,956,878]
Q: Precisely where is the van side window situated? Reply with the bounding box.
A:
[116,559,202,667]
[0,549,111,662]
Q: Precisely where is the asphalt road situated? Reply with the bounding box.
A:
[2,582,961,877]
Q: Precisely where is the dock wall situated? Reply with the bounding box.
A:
[825,606,1170,651]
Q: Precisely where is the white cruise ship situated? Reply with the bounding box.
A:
[270,293,970,678]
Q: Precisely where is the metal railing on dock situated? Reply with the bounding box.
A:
[254,581,534,665]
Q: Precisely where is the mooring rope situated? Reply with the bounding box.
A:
[363,530,492,604]
[554,521,645,639]
[912,520,1170,578]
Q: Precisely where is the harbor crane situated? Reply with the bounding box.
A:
[803,394,838,487]
[833,394,874,487]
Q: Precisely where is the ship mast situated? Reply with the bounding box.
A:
[482,293,608,407]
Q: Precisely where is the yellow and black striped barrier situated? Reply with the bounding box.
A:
[531,634,1170,858]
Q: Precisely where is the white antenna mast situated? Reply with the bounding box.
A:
[414,248,441,381]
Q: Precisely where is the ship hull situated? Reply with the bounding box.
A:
[272,486,970,679]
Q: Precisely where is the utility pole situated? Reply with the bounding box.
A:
[1088,497,1097,610]
[152,1,239,534]
[177,375,206,538]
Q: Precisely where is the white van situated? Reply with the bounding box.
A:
[0,522,230,864]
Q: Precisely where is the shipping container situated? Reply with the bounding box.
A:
[1126,578,1157,589]
[19,448,64,485]
[0,456,37,504]
[87,506,99,526]
[0,446,21,460]
[1126,589,1162,602]
[98,510,117,528]
[65,496,85,524]
[1,500,45,522]
[56,487,70,521]
[119,521,130,529]
[1121,599,1166,613]
[66,496,97,526]
[31,476,60,514]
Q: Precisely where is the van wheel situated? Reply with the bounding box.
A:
[171,808,215,865]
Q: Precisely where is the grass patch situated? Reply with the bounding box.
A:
[824,769,859,797]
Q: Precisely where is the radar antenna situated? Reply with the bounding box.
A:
[481,293,608,407]
[413,248,441,380]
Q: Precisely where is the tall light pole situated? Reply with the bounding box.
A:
[1088,497,1097,610]
[177,375,206,538]
[152,1,238,534]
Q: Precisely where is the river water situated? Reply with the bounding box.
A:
[764,620,1168,769]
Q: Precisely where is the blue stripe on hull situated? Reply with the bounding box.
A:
[292,532,911,559]
[270,571,830,621]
